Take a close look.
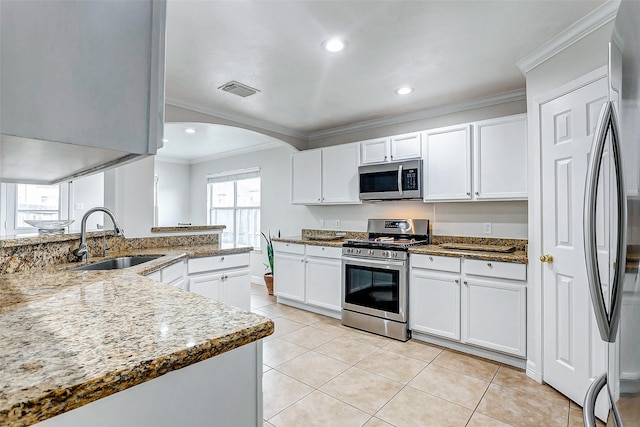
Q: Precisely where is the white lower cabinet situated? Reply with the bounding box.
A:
[305,255,342,312]
[410,254,527,358]
[410,269,461,340]
[145,260,187,290]
[461,277,527,357]
[187,253,251,311]
[273,242,342,317]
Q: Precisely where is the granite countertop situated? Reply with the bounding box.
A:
[273,236,348,248]
[409,244,528,264]
[0,244,272,427]
[273,236,528,264]
[150,225,225,233]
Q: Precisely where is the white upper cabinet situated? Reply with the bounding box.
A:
[423,124,473,201]
[0,0,166,184]
[291,149,323,204]
[360,137,390,164]
[291,144,360,205]
[360,132,421,164]
[390,132,423,161]
[322,143,360,203]
[423,115,528,202]
[473,114,528,200]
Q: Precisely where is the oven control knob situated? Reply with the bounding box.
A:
[356,249,361,254]
[368,250,374,255]
[381,251,387,257]
[392,252,397,258]
[347,248,352,254]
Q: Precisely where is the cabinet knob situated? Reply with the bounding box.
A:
[454,279,459,284]
[390,155,393,160]
[301,259,304,262]
[464,281,468,285]
[475,192,479,196]
[429,256,433,261]
[384,155,387,160]
[466,192,471,196]
[220,257,225,261]
[487,263,492,268]
[540,254,554,264]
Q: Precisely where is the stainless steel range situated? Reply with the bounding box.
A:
[341,219,430,341]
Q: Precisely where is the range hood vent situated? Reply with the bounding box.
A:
[217,81,260,97]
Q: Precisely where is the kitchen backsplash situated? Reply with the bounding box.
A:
[0,232,219,274]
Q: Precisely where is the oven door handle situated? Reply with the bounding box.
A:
[342,256,406,267]
[397,164,403,195]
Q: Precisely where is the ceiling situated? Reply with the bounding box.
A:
[162,0,606,161]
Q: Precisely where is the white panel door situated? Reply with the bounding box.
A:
[360,137,390,164]
[390,132,422,161]
[461,278,526,357]
[423,124,472,201]
[273,252,305,302]
[474,114,528,200]
[305,256,342,312]
[291,149,322,204]
[322,143,360,204]
[409,269,461,340]
[541,75,608,407]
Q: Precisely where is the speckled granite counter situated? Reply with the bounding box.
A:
[409,245,528,264]
[150,225,225,233]
[274,230,528,264]
[0,244,272,427]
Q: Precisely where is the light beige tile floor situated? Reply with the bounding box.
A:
[251,284,604,427]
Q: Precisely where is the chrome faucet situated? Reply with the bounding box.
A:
[74,207,124,262]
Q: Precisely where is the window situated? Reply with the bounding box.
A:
[1,183,69,234]
[207,168,261,248]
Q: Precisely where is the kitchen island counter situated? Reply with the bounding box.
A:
[0,244,272,427]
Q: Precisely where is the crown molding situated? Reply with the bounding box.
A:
[307,89,526,141]
[165,96,308,141]
[516,0,619,74]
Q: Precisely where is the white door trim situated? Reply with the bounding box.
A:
[527,65,608,383]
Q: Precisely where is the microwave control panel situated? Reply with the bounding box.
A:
[403,168,419,190]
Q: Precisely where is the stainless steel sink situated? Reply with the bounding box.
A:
[73,255,162,271]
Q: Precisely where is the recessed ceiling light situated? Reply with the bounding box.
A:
[395,87,414,95]
[322,38,347,53]
[184,128,197,134]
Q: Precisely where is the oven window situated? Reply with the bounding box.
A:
[344,264,400,314]
[360,171,398,193]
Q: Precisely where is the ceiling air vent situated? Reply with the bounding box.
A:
[217,80,260,97]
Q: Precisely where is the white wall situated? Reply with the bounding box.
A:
[155,160,191,226]
[104,156,155,238]
[69,173,105,232]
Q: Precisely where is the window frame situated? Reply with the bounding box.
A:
[1,182,69,235]
[207,168,261,250]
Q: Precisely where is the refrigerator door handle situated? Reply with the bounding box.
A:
[583,373,607,427]
[583,101,627,343]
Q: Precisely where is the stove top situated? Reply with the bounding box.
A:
[343,218,430,251]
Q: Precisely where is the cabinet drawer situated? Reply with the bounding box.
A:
[306,245,342,259]
[162,261,185,283]
[411,254,461,273]
[464,259,526,281]
[273,241,305,255]
[188,253,250,274]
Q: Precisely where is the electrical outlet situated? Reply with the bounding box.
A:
[483,223,492,234]
[335,219,341,228]
[74,203,84,210]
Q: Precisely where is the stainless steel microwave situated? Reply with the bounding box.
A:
[358,160,423,200]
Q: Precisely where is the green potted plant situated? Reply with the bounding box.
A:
[261,230,279,295]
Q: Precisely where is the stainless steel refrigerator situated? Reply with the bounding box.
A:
[583,1,640,425]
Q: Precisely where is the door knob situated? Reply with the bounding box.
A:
[540,254,554,263]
